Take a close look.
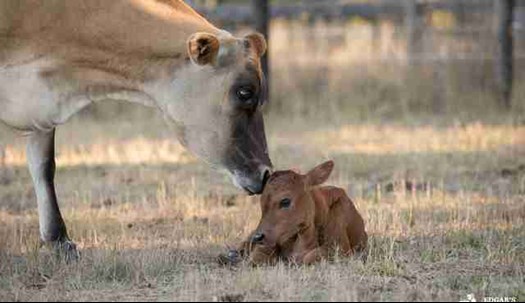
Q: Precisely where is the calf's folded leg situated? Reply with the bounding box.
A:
[248,245,277,265]
[301,247,326,265]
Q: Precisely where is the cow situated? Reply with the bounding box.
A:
[222,161,368,265]
[0,0,272,260]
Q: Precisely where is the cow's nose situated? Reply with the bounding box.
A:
[252,232,265,243]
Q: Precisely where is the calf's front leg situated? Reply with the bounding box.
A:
[27,129,78,261]
[247,244,278,265]
[225,234,277,266]
[301,247,327,265]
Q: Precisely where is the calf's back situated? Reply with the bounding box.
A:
[312,186,367,255]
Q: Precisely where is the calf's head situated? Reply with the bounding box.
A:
[252,161,335,249]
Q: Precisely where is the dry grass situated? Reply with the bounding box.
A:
[0,112,524,302]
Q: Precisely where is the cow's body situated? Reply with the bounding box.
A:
[0,0,217,131]
[0,0,272,258]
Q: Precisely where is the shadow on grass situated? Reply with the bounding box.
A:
[0,161,239,214]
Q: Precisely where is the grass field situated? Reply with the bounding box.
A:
[0,103,523,301]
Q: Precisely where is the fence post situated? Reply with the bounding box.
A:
[404,0,423,66]
[495,0,515,109]
[402,0,424,116]
[252,0,270,102]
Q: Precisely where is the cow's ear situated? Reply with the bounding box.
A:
[305,160,334,187]
[244,32,267,57]
[187,32,220,66]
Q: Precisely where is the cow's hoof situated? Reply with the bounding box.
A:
[51,240,80,263]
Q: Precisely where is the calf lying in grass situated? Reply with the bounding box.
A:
[223,161,368,265]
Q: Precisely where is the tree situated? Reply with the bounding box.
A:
[252,0,270,102]
[404,0,423,67]
[495,0,515,109]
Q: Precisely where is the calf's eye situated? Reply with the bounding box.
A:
[279,198,292,209]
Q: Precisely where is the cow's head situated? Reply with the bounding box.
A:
[251,161,335,248]
[152,31,272,194]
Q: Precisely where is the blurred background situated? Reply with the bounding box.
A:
[181,0,524,124]
[184,0,525,124]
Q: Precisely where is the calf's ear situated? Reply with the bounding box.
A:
[187,32,220,66]
[305,160,334,187]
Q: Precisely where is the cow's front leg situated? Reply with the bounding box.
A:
[27,129,78,262]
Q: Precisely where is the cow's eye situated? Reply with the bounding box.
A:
[279,198,292,209]
[236,86,256,104]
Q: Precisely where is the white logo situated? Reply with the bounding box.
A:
[460,294,477,302]
[460,294,517,303]
[483,297,517,302]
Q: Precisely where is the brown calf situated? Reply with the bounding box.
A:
[224,161,367,265]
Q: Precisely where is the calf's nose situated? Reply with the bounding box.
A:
[252,232,265,244]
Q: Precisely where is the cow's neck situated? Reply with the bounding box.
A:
[0,0,228,132]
